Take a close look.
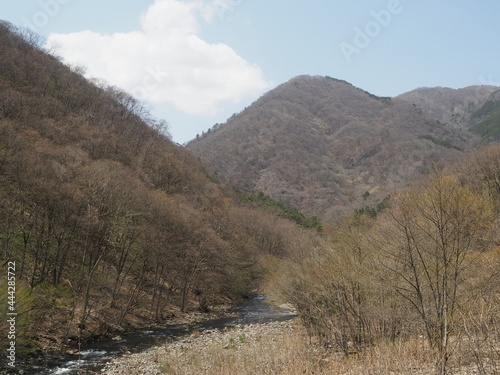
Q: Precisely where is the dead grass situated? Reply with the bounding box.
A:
[157,321,430,375]
[160,321,325,375]
[156,320,498,375]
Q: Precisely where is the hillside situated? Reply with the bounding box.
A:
[395,85,500,132]
[0,22,316,364]
[187,75,499,221]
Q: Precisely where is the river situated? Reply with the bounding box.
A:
[23,295,296,374]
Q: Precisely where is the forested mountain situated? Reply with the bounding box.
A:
[1,19,499,373]
[395,85,500,129]
[186,75,500,375]
[0,22,315,361]
[187,75,500,221]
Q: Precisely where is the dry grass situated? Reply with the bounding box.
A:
[157,321,432,375]
[104,318,498,375]
[155,320,498,375]
[159,320,323,375]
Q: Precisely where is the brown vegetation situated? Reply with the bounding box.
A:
[395,85,499,129]
[187,75,500,222]
[0,22,315,364]
[274,147,500,374]
[1,20,499,375]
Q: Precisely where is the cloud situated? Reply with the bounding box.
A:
[46,0,270,116]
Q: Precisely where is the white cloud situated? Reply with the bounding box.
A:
[46,0,269,116]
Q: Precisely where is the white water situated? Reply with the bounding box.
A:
[28,296,297,374]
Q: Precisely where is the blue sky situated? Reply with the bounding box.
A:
[2,0,500,143]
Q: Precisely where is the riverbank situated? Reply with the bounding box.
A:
[101,318,493,375]
[5,302,239,374]
[15,295,298,374]
[102,318,326,375]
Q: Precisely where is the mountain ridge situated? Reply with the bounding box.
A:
[187,75,500,221]
[0,22,318,362]
[395,84,500,129]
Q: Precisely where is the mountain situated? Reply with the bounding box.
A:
[0,22,316,361]
[395,85,500,130]
[187,75,499,221]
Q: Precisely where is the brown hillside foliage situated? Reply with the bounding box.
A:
[187,75,500,222]
[1,20,499,374]
[395,85,499,129]
[274,149,500,374]
[0,22,314,362]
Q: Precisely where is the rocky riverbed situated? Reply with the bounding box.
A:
[102,318,500,375]
[102,319,307,375]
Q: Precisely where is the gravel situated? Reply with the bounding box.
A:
[101,320,297,375]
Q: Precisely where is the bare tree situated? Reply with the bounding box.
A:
[379,175,493,374]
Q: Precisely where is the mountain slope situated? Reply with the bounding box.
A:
[395,85,500,130]
[188,75,493,221]
[0,22,315,362]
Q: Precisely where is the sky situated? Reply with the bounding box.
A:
[2,0,500,144]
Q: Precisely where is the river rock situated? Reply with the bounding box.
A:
[101,320,297,374]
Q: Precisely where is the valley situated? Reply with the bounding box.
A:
[0,21,499,375]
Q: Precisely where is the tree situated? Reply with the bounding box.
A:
[278,214,380,356]
[458,145,500,209]
[379,175,493,374]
